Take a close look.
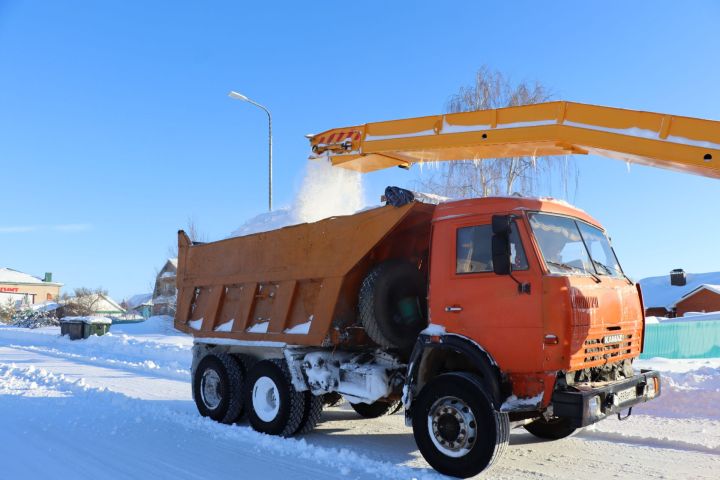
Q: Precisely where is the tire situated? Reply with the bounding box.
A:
[358,260,427,351]
[350,400,402,418]
[245,359,306,437]
[295,392,324,435]
[412,373,509,478]
[524,416,577,440]
[322,392,343,407]
[192,353,245,424]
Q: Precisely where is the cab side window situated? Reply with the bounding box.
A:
[456,222,528,274]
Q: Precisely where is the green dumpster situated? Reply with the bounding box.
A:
[60,316,112,340]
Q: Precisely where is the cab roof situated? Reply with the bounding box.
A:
[432,196,603,230]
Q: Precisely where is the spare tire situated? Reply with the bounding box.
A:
[358,260,427,351]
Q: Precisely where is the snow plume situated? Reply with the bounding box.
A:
[294,158,364,223]
[230,159,364,237]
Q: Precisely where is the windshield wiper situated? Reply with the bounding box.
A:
[547,261,601,283]
[592,260,613,276]
[546,261,575,271]
[592,260,632,284]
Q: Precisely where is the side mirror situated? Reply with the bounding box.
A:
[492,215,512,275]
[492,214,512,235]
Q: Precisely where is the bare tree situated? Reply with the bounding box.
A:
[418,66,578,199]
[60,287,108,317]
[166,216,206,259]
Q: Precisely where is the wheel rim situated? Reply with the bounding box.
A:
[427,396,478,458]
[200,368,223,410]
[253,376,281,422]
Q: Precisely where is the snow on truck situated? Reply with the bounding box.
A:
[175,101,720,478]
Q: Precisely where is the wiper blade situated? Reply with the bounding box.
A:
[547,261,601,283]
[546,261,575,271]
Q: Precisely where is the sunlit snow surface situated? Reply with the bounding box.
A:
[0,321,718,479]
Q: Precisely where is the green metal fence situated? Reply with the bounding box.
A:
[640,320,720,359]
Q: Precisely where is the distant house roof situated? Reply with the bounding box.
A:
[65,293,125,315]
[125,293,153,309]
[639,271,720,310]
[670,284,720,308]
[169,258,178,268]
[0,267,63,286]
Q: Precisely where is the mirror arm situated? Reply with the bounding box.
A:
[508,271,531,294]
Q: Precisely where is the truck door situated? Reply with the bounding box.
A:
[429,214,543,372]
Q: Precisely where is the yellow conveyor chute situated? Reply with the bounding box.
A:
[308,101,720,179]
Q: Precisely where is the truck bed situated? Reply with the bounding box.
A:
[174,202,434,347]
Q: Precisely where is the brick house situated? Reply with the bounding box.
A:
[0,267,63,307]
[671,284,720,317]
[640,270,720,318]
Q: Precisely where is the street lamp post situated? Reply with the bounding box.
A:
[228,91,273,211]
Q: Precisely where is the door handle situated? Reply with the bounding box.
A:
[445,306,463,313]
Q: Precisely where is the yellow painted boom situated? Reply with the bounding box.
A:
[308,101,720,178]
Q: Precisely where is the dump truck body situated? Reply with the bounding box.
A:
[175,202,434,346]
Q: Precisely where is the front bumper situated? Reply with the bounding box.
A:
[552,370,661,428]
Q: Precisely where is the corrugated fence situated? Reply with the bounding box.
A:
[640,321,720,359]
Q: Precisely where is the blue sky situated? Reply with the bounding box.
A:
[1,0,719,301]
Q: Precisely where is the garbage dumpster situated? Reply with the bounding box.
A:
[60,316,112,340]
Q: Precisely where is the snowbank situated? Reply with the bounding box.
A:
[0,323,191,380]
[60,315,112,324]
[112,315,180,335]
[635,358,720,419]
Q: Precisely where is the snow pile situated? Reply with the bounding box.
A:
[0,324,191,380]
[230,208,295,237]
[679,311,720,321]
[647,311,720,324]
[231,159,364,237]
[0,360,440,480]
[636,358,720,419]
[112,315,179,335]
[60,315,112,324]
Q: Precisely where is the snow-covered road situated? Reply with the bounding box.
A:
[0,324,718,479]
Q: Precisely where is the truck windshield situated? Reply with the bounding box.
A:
[528,213,624,278]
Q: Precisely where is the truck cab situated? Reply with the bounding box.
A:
[429,197,646,401]
[403,196,660,476]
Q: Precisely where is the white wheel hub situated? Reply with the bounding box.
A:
[253,376,281,422]
[200,368,223,410]
[427,396,478,458]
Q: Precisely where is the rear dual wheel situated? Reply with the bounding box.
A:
[192,353,245,424]
[245,359,322,436]
[193,355,323,435]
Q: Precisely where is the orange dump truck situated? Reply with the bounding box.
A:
[177,100,720,477]
[176,192,661,478]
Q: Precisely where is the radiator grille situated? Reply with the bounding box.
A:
[583,333,634,364]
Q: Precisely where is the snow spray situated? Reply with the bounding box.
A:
[293,159,364,223]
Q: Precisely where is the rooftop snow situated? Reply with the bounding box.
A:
[0,267,43,284]
[639,271,720,309]
[125,293,153,309]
